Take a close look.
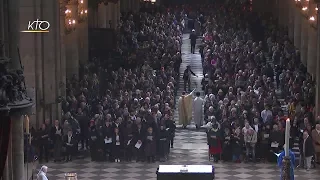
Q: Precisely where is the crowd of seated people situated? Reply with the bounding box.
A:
[200,1,318,167]
[30,11,184,163]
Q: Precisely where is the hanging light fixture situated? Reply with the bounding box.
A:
[78,0,88,23]
[309,16,315,21]
[65,9,76,33]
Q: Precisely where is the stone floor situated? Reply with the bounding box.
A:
[43,129,320,180]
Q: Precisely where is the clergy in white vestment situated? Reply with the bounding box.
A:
[178,89,195,127]
[37,166,48,180]
[193,92,204,127]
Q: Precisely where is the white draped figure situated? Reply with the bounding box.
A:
[37,166,48,180]
[193,92,204,127]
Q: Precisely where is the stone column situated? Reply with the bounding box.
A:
[112,2,118,29]
[41,0,61,120]
[136,0,140,12]
[8,0,20,70]
[57,0,67,120]
[294,8,302,50]
[11,115,24,180]
[98,3,107,28]
[128,0,132,12]
[3,121,12,180]
[300,17,308,66]
[278,0,285,26]
[65,0,80,78]
[116,1,121,27]
[77,0,89,66]
[307,26,317,77]
[288,0,295,40]
[316,3,320,117]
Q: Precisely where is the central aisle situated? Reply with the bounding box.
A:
[174,34,204,126]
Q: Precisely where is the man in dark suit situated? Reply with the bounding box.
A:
[51,120,63,162]
[183,66,197,92]
[133,123,146,162]
[64,129,76,161]
[301,131,315,170]
[189,29,197,54]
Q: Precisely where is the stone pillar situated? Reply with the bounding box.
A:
[65,1,80,78]
[42,0,61,120]
[116,1,121,27]
[60,1,67,97]
[294,8,302,50]
[300,17,308,66]
[307,26,317,77]
[316,3,320,117]
[98,4,107,28]
[128,0,132,12]
[11,115,24,180]
[278,0,285,26]
[107,3,112,28]
[121,0,128,13]
[288,0,295,40]
[3,121,12,180]
[136,0,140,12]
[77,0,89,66]
[8,0,20,70]
[111,2,119,29]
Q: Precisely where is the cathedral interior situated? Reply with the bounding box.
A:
[1,0,320,179]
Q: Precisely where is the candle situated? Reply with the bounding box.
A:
[284,119,290,156]
[25,115,30,134]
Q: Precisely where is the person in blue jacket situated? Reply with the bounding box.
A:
[277,146,295,180]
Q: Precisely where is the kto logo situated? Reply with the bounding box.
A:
[21,19,50,33]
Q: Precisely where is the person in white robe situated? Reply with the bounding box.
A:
[37,166,48,180]
[178,89,195,127]
[193,92,204,128]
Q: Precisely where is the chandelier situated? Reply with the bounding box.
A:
[65,9,76,33]
[78,0,88,23]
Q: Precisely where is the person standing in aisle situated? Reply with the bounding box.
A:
[189,29,197,54]
[183,66,197,92]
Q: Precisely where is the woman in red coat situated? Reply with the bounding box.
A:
[207,124,222,162]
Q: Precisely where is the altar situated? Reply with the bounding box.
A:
[156,165,214,180]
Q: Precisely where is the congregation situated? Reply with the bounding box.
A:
[198,0,320,169]
[28,9,183,163]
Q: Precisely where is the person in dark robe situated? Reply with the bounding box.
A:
[133,123,146,162]
[63,129,76,162]
[231,127,243,163]
[51,120,63,162]
[222,128,232,161]
[165,114,176,148]
[123,121,134,161]
[207,123,222,162]
[38,123,49,163]
[158,125,169,162]
[189,29,197,54]
[183,66,197,92]
[259,124,271,162]
[145,127,157,163]
[101,121,113,161]
[112,127,123,162]
[75,108,89,150]
[88,120,100,161]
